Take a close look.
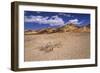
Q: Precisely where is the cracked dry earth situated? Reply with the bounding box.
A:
[24,32,90,61]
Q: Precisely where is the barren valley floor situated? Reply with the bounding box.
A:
[24,32,90,61]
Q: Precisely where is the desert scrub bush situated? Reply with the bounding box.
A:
[39,42,61,53]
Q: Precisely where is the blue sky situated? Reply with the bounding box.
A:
[24,11,90,30]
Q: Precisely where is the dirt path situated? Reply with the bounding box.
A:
[24,32,90,61]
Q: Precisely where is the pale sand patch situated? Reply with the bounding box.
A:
[24,32,90,61]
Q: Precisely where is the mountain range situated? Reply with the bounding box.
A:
[24,23,90,35]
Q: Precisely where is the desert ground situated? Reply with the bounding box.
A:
[24,32,90,61]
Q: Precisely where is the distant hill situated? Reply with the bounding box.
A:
[56,23,90,32]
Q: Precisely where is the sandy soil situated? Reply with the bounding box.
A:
[24,32,90,61]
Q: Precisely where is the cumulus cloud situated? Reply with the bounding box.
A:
[25,15,65,26]
[66,19,83,25]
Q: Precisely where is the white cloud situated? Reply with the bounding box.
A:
[25,15,65,26]
[36,11,41,13]
[66,19,83,25]
[58,13,73,17]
